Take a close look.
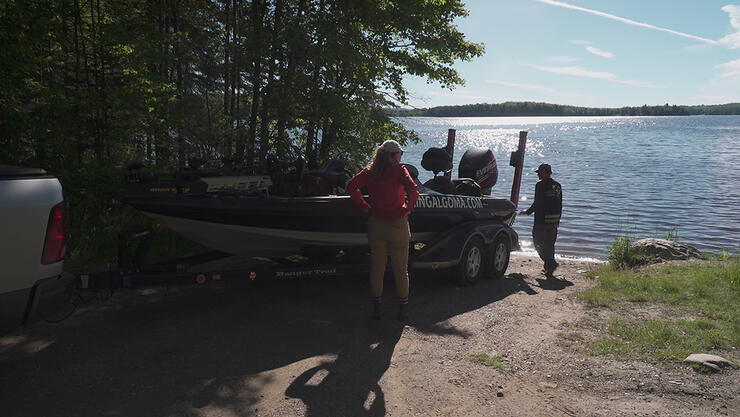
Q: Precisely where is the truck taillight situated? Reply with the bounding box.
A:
[42,202,67,264]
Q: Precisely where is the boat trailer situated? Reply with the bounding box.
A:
[76,130,527,290]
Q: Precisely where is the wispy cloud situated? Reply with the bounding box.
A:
[547,56,577,63]
[426,90,502,102]
[716,59,740,78]
[586,46,614,58]
[693,92,739,104]
[488,80,554,92]
[487,79,595,99]
[526,64,616,79]
[613,79,661,88]
[524,64,663,88]
[694,59,740,104]
[719,5,740,49]
[535,0,717,44]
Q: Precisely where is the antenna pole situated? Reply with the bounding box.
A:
[444,129,456,178]
[509,131,528,207]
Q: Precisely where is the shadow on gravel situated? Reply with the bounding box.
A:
[0,269,553,417]
[535,276,574,291]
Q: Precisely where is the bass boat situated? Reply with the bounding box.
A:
[124,133,527,259]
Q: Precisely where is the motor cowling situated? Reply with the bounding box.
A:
[458,148,498,195]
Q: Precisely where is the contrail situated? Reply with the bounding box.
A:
[535,0,717,44]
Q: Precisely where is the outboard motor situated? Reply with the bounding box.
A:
[458,147,498,195]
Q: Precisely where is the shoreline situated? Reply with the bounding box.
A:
[512,250,606,264]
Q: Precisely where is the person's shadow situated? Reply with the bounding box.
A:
[536,275,573,290]
[286,321,402,416]
[285,270,540,416]
[0,267,545,417]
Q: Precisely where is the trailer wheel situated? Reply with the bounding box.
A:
[486,234,511,280]
[454,236,485,286]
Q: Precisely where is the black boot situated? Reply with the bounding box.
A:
[397,298,408,321]
[371,297,382,320]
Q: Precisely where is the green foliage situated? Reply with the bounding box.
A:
[579,260,740,310]
[607,235,651,269]
[0,0,481,263]
[663,226,680,241]
[577,259,740,362]
[470,353,505,371]
[649,226,680,241]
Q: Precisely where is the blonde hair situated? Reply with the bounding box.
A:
[366,146,397,179]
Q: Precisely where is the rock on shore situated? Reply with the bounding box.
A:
[630,238,701,261]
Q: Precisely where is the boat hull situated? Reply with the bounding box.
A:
[128,194,516,257]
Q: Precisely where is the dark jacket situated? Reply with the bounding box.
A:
[525,178,562,225]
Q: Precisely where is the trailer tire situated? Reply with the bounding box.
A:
[486,233,511,280]
[454,236,485,286]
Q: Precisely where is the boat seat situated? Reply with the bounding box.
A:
[421,147,452,175]
[401,163,420,185]
[423,176,457,194]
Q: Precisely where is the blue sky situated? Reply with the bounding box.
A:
[402,0,740,108]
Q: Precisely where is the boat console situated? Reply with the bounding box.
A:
[269,157,350,196]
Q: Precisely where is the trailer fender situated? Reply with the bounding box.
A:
[410,221,517,269]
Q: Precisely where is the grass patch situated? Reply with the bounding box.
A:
[607,235,654,269]
[589,317,733,361]
[557,331,586,348]
[470,353,505,371]
[577,258,740,362]
[652,226,680,241]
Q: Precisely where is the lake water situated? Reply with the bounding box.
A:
[397,116,740,260]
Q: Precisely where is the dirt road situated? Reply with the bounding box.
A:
[0,254,736,417]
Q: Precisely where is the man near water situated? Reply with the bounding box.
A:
[520,163,562,276]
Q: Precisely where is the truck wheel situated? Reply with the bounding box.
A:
[454,236,485,286]
[486,234,511,280]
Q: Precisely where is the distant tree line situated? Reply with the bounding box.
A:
[388,101,740,117]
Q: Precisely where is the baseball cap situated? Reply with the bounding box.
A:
[379,140,405,153]
[535,163,552,174]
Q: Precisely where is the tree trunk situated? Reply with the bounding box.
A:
[305,121,316,169]
[257,0,284,166]
[223,0,232,163]
[246,0,264,172]
[318,120,334,163]
[173,6,185,169]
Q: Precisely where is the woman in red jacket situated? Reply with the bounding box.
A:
[347,140,419,321]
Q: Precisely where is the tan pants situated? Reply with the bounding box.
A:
[368,217,410,299]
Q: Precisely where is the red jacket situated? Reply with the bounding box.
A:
[347,164,419,220]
